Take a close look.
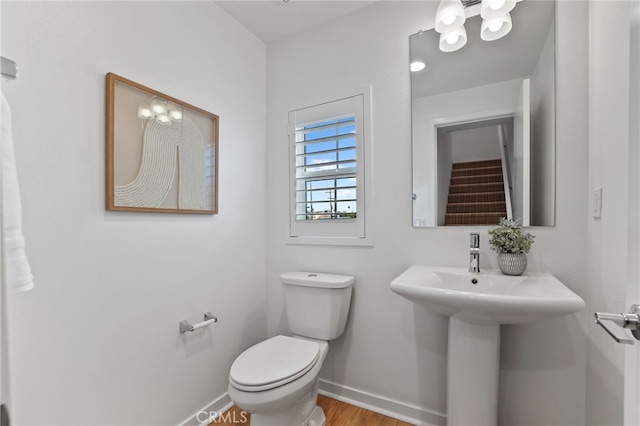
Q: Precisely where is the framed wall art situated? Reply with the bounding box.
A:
[106,72,219,214]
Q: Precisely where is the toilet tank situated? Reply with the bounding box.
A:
[280,272,354,341]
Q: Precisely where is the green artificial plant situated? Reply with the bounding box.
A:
[488,218,535,254]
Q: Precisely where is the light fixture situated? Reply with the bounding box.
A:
[137,97,183,126]
[410,61,426,72]
[480,0,515,20]
[439,26,467,52]
[150,97,167,115]
[433,0,517,52]
[480,13,512,41]
[435,0,466,34]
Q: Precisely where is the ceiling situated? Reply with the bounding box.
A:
[214,0,378,43]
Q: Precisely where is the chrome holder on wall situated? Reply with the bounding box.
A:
[594,304,640,344]
[180,312,218,333]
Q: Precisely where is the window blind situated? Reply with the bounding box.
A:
[294,117,357,220]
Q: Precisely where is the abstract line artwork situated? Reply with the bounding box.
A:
[106,73,218,214]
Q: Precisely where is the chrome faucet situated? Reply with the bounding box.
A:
[469,233,480,273]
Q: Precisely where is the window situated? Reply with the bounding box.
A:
[294,116,357,221]
[288,89,372,245]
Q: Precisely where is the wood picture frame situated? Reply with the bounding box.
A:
[106,72,219,214]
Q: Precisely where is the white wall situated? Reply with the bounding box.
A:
[448,126,501,163]
[267,1,589,425]
[1,2,267,425]
[585,2,634,425]
[436,132,452,227]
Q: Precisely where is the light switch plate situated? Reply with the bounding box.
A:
[592,187,602,218]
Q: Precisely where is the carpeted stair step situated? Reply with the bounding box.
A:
[448,182,504,194]
[444,212,506,226]
[451,159,502,170]
[448,191,505,203]
[447,201,507,214]
[450,173,504,185]
[451,165,503,177]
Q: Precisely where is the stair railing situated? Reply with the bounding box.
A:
[497,124,514,220]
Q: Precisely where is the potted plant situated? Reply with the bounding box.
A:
[488,218,535,276]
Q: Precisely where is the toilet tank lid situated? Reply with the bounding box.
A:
[280,271,354,289]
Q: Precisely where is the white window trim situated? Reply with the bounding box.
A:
[286,86,373,246]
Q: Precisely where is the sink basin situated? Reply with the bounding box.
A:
[391,265,585,425]
[390,265,585,324]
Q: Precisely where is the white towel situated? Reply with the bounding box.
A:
[1,92,33,294]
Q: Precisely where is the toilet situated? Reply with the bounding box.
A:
[228,271,354,426]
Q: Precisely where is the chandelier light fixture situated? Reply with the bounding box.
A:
[435,0,466,34]
[434,0,466,52]
[480,13,512,41]
[433,0,517,53]
[480,0,515,20]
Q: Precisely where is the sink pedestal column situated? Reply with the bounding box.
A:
[447,315,500,426]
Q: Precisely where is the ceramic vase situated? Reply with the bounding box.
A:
[497,252,527,276]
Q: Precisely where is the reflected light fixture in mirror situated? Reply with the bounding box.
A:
[138,96,183,126]
[150,97,167,115]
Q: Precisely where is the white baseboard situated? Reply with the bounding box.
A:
[177,392,235,426]
[318,379,446,426]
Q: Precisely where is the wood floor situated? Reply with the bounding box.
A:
[210,395,413,426]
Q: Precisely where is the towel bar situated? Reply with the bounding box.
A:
[180,312,218,333]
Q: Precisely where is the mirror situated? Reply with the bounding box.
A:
[411,1,555,227]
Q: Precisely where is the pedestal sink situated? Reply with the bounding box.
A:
[390,265,585,426]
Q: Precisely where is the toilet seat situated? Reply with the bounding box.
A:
[229,335,320,392]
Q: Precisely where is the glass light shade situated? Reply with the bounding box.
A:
[137,104,153,119]
[155,114,171,125]
[168,108,183,121]
[439,26,467,52]
[481,0,515,20]
[480,13,512,41]
[410,61,426,72]
[150,98,167,115]
[435,0,466,34]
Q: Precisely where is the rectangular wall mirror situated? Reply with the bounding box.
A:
[106,73,219,214]
[411,0,555,227]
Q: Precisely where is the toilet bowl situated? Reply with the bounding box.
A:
[228,335,329,425]
[227,272,354,426]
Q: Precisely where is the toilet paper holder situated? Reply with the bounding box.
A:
[180,312,218,333]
